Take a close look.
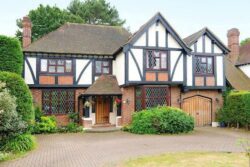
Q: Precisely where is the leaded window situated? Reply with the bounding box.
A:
[95,60,111,74]
[40,59,72,73]
[135,86,169,111]
[195,56,214,75]
[42,89,75,114]
[146,50,167,70]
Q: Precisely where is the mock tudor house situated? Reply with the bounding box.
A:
[22,13,230,128]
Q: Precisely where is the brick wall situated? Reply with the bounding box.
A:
[121,86,135,125]
[170,86,181,108]
[30,88,86,126]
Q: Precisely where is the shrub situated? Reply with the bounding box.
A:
[68,112,79,123]
[0,134,35,153]
[128,106,194,134]
[57,123,83,133]
[0,151,11,161]
[34,106,43,122]
[218,91,250,128]
[0,35,23,75]
[0,82,27,142]
[0,72,34,123]
[33,116,57,134]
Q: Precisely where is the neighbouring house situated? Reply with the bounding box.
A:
[225,28,250,90]
[22,12,229,128]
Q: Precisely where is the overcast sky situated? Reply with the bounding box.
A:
[1,0,250,44]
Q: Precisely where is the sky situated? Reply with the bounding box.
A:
[1,0,250,44]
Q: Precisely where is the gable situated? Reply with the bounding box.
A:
[127,12,190,53]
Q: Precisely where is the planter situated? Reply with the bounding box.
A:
[212,122,220,127]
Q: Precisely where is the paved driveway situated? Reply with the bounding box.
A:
[1,127,249,167]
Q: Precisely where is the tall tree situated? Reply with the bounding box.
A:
[16,4,84,42]
[68,0,125,26]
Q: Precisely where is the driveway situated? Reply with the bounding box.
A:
[1,127,249,167]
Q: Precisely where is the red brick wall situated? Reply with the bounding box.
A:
[170,86,181,108]
[39,76,55,85]
[121,86,135,125]
[58,76,74,85]
[30,88,86,126]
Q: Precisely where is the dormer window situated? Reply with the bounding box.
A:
[146,50,167,70]
[40,59,72,73]
[195,56,214,75]
[95,60,111,74]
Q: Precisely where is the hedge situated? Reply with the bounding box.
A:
[127,106,194,134]
[0,35,23,75]
[217,91,250,128]
[0,72,34,123]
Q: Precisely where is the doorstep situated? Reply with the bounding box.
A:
[85,126,121,133]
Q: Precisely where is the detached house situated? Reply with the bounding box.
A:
[22,13,229,128]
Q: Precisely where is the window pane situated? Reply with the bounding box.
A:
[103,61,109,66]
[103,67,109,74]
[65,60,72,72]
[49,66,56,73]
[49,60,56,65]
[201,57,206,63]
[147,51,154,68]
[207,58,213,74]
[57,60,64,65]
[57,66,64,73]
[95,61,102,73]
[161,52,167,69]
[41,59,47,72]
[153,58,160,69]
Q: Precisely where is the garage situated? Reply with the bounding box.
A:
[182,95,212,126]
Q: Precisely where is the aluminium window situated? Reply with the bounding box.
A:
[195,56,214,75]
[42,89,75,114]
[40,59,72,73]
[146,50,167,70]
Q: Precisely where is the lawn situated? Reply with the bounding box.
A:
[120,152,248,167]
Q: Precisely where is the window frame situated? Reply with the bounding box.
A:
[145,50,168,71]
[94,60,111,75]
[42,89,75,115]
[40,59,73,74]
[135,86,170,111]
[195,56,214,76]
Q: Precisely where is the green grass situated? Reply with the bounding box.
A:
[120,152,248,167]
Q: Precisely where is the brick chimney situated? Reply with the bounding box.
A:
[227,28,240,64]
[22,16,32,48]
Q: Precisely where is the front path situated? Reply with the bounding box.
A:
[1,127,249,167]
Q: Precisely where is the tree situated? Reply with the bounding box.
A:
[0,35,23,75]
[241,38,250,46]
[68,0,125,26]
[16,4,84,42]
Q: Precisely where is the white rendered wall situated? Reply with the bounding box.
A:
[148,23,156,47]
[216,56,224,86]
[128,49,143,81]
[76,59,92,84]
[113,52,125,85]
[157,22,166,47]
[172,54,184,82]
[186,55,193,86]
[134,32,146,46]
[239,65,250,78]
[168,34,181,48]
[24,57,36,84]
[196,37,203,52]
[205,35,212,53]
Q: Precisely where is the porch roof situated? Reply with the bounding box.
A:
[83,75,122,96]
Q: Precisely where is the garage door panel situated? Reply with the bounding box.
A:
[182,95,212,126]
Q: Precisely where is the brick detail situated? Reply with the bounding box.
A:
[181,90,223,122]
[227,28,240,64]
[158,72,168,81]
[146,72,156,81]
[39,76,55,85]
[22,16,31,48]
[170,86,181,108]
[82,120,92,129]
[30,89,42,107]
[58,76,73,85]
[206,76,215,86]
[195,77,204,86]
[121,86,135,125]
[55,115,69,126]
[117,117,122,126]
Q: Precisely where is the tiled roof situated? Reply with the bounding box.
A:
[237,43,250,65]
[83,75,122,96]
[24,23,131,55]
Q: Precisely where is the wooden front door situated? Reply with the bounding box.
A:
[182,95,212,126]
[96,96,110,124]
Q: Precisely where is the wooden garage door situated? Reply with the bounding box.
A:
[182,95,212,126]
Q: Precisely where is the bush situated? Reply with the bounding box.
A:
[128,106,194,134]
[0,151,11,161]
[33,116,57,134]
[218,91,250,128]
[0,72,34,123]
[68,112,79,123]
[0,134,35,153]
[0,82,27,142]
[0,35,23,75]
[34,106,43,122]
